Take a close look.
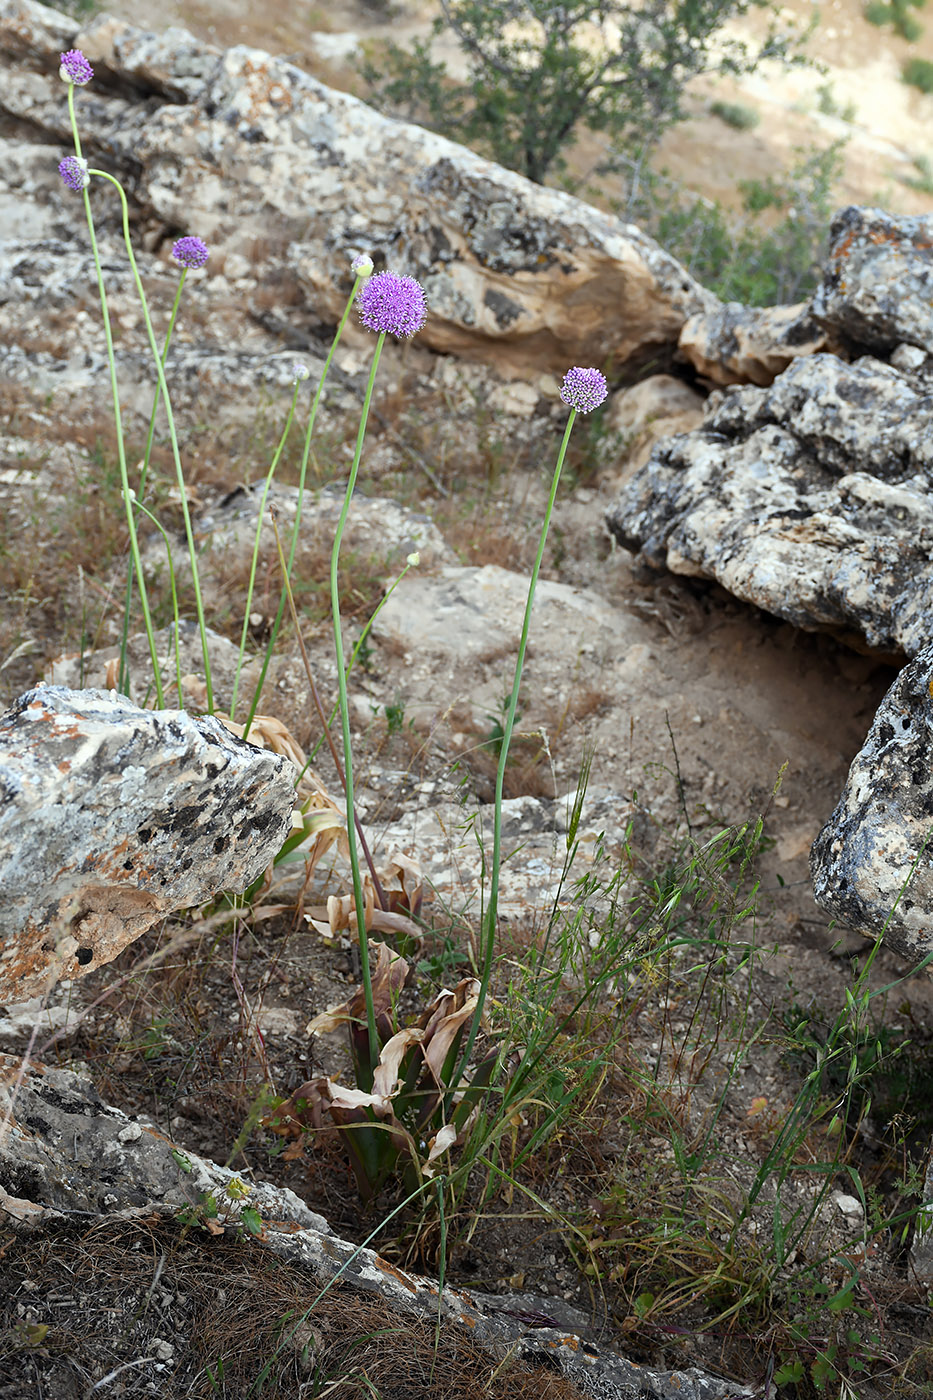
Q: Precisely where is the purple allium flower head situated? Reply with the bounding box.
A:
[171,236,210,270]
[60,49,93,85]
[351,253,374,277]
[560,367,608,415]
[292,362,310,383]
[58,155,90,192]
[357,271,427,339]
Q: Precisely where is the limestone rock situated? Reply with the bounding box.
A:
[809,644,933,965]
[0,2,716,376]
[195,482,450,575]
[679,301,830,387]
[373,563,623,665]
[811,206,933,357]
[0,685,295,1001]
[605,353,933,656]
[0,1054,329,1226]
[0,1054,752,1400]
[606,374,706,483]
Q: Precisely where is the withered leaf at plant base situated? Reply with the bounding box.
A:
[423,1122,457,1177]
[306,880,422,942]
[381,851,425,921]
[305,941,409,1037]
[372,1026,426,1100]
[420,979,483,1084]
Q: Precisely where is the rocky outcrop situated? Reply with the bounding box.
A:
[0,685,295,1000]
[0,0,716,379]
[605,352,933,657]
[0,1054,752,1400]
[811,205,933,357]
[678,301,830,388]
[810,644,933,966]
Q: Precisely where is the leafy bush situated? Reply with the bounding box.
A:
[865,0,926,42]
[361,0,804,184]
[709,99,761,130]
[816,81,857,122]
[618,141,845,306]
[903,55,933,91]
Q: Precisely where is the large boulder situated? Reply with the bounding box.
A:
[605,352,933,657]
[0,685,295,1001]
[0,0,716,378]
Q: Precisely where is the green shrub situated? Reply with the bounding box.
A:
[709,99,760,130]
[618,142,845,307]
[865,0,926,40]
[903,55,933,92]
[816,82,857,122]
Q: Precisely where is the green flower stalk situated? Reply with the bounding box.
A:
[451,364,609,1092]
[242,255,376,735]
[333,269,428,1071]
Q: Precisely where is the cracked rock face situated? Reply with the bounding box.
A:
[0,685,295,1001]
[605,353,933,656]
[810,644,933,966]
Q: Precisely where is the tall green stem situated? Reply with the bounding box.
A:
[243,276,367,735]
[229,381,302,719]
[118,272,189,696]
[331,335,387,1070]
[452,411,577,1091]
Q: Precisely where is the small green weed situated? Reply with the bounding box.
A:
[866,0,926,42]
[903,56,933,92]
[383,697,408,735]
[816,82,857,122]
[709,99,760,130]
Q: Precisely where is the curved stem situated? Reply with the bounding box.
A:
[67,90,164,705]
[92,169,214,711]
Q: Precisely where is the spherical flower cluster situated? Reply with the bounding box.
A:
[357,270,427,340]
[560,366,608,415]
[60,49,93,85]
[351,253,374,277]
[171,236,210,270]
[292,362,310,383]
[58,155,90,192]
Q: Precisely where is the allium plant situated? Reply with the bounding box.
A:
[267,943,499,1199]
[266,317,608,1191]
[56,42,614,1212]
